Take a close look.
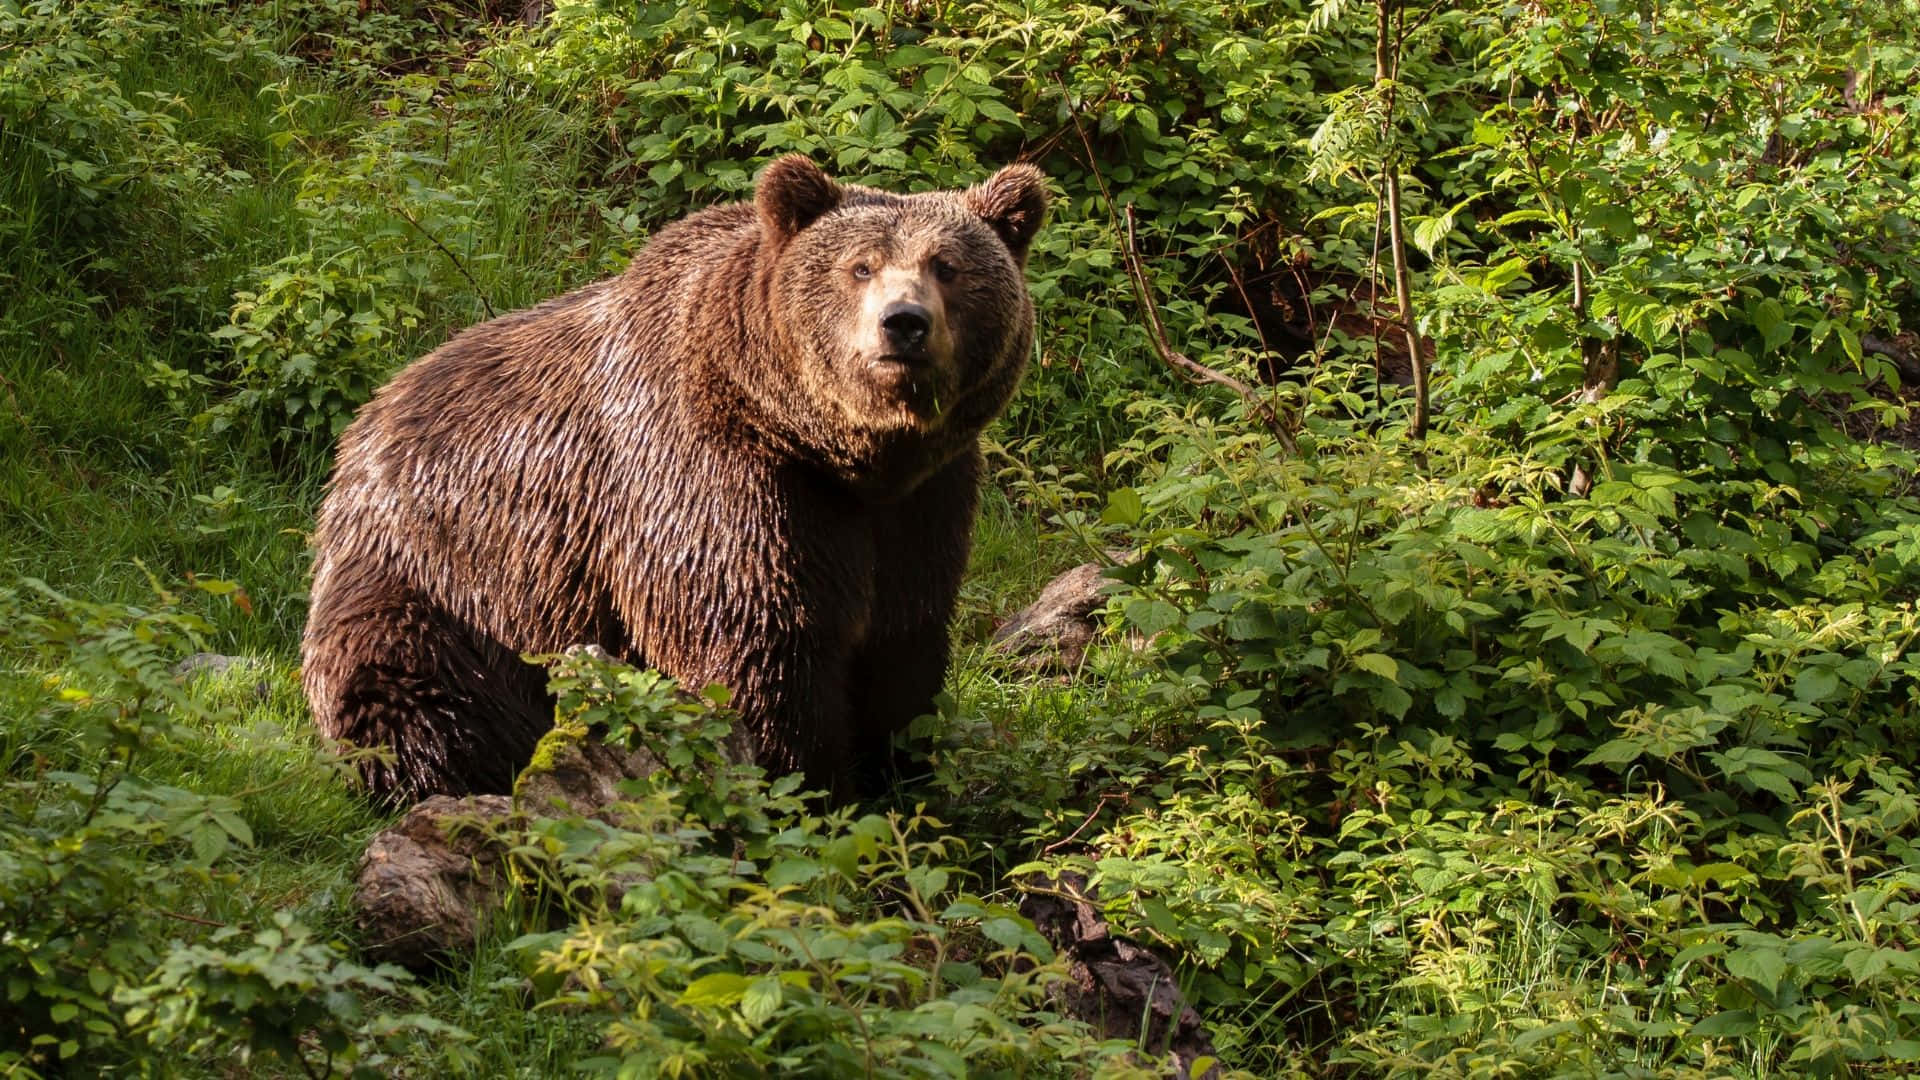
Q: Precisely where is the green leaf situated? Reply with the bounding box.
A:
[1140,899,1181,938]
[1752,299,1793,353]
[1724,947,1786,995]
[1103,487,1144,526]
[976,98,1020,126]
[1124,598,1181,637]
[766,857,822,889]
[190,824,228,865]
[740,976,783,1025]
[1410,214,1453,257]
[1792,666,1840,703]
[678,972,751,1009]
[1514,1018,1580,1048]
[1492,208,1554,227]
[1350,653,1399,681]
[1580,739,1645,766]
[1844,945,1897,983]
[981,917,1028,951]
[1691,1010,1757,1037]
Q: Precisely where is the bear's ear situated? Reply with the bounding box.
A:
[966,163,1050,263]
[757,155,842,243]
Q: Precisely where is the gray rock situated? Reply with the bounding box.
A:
[172,653,271,701]
[350,717,716,969]
[353,794,514,971]
[173,652,258,677]
[991,563,1111,671]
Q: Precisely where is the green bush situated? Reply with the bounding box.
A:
[503,650,1149,1078]
[121,912,469,1078]
[6,0,1920,1073]
[0,582,453,1077]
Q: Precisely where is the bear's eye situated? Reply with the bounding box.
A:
[931,257,958,283]
[851,263,873,280]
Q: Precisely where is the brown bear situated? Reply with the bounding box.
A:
[301,156,1049,805]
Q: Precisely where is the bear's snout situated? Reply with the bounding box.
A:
[881,301,932,358]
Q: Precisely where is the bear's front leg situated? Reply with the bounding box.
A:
[845,454,981,792]
[605,474,878,798]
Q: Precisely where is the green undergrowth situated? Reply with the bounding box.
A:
[7,0,1920,1076]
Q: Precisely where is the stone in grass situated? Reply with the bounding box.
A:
[173,652,258,678]
[1020,871,1220,1080]
[990,563,1112,672]
[350,717,663,970]
[172,652,272,701]
[351,793,514,972]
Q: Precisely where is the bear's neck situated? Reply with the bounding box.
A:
[701,358,965,502]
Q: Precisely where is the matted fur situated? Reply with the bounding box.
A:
[302,157,1049,804]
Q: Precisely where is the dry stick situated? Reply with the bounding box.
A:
[1042,791,1127,856]
[1376,0,1428,441]
[1217,251,1272,355]
[1368,184,1386,414]
[155,908,227,928]
[1120,207,1299,454]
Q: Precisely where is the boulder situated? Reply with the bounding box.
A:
[991,563,1110,671]
[350,719,662,969]
[352,794,513,971]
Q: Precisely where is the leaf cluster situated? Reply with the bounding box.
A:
[503,649,1151,1078]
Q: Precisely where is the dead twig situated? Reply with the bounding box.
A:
[1053,73,1297,454]
[1216,250,1271,355]
[1377,0,1429,440]
[1042,791,1127,856]
[155,908,227,928]
[394,204,497,320]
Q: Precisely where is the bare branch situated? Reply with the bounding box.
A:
[394,204,497,320]
[1054,74,1297,454]
[1121,207,1298,454]
[1377,0,1428,440]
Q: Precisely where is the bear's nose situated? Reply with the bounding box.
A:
[881,302,932,356]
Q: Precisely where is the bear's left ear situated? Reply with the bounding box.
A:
[966,163,1050,263]
[757,155,842,243]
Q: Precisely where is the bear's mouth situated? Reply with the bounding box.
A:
[863,355,945,414]
[867,356,919,391]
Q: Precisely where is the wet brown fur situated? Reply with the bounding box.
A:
[302,157,1049,804]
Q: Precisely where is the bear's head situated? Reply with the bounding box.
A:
[756,156,1049,443]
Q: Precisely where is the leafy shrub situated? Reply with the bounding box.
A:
[9,0,1920,1073]
[206,250,424,440]
[0,581,456,1077]
[121,912,469,1078]
[504,649,1147,1078]
[0,0,216,226]
[1034,1,1920,1066]
[0,580,251,1073]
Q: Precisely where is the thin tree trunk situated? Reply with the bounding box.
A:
[1377,0,1428,440]
[1567,261,1619,497]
